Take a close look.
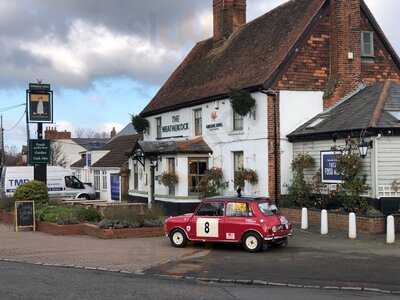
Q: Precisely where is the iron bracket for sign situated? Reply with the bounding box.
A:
[133,154,145,168]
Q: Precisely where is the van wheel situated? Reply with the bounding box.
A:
[170,229,187,248]
[242,232,262,253]
[78,194,90,200]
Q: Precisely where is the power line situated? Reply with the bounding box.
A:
[5,110,26,132]
[0,103,25,113]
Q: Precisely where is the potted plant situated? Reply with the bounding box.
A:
[234,169,258,188]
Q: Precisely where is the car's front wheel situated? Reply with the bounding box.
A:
[169,229,188,248]
[242,232,262,253]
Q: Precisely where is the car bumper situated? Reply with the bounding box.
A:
[264,230,293,241]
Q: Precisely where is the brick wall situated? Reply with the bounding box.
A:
[267,93,280,201]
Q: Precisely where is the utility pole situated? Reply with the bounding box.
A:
[0,115,4,167]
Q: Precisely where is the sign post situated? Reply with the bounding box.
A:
[26,83,53,184]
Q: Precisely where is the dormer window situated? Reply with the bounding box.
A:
[307,117,325,129]
[361,31,374,58]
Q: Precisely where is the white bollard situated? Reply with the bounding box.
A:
[301,207,308,230]
[387,215,395,244]
[321,209,328,235]
[348,213,357,239]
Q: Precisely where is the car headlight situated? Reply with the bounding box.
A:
[271,226,278,233]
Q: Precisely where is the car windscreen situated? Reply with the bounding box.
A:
[258,202,278,216]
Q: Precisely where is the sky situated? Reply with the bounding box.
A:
[0,0,399,148]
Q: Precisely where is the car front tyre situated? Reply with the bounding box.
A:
[242,232,262,253]
[170,229,188,248]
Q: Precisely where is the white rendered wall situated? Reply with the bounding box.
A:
[279,91,324,194]
[133,92,269,200]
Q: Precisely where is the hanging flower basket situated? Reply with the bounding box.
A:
[131,115,150,134]
[160,172,179,187]
[199,168,227,197]
[234,169,258,187]
[229,89,256,116]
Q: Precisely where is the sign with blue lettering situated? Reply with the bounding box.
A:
[320,151,343,184]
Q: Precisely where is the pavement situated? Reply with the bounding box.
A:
[0,224,201,272]
[1,224,400,296]
[0,261,397,300]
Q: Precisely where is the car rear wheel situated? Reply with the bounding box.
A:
[242,232,262,253]
[170,229,187,248]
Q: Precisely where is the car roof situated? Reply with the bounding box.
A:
[203,196,270,203]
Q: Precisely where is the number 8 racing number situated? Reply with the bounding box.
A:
[204,222,210,234]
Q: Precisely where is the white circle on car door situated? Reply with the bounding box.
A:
[196,218,219,238]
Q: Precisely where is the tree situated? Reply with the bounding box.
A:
[49,142,67,167]
[74,128,110,139]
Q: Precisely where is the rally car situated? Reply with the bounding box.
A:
[164,197,292,252]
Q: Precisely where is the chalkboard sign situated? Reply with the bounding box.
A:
[15,201,36,232]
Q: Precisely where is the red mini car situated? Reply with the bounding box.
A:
[164,197,292,252]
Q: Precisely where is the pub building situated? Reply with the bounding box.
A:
[129,0,400,214]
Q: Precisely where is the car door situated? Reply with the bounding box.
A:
[223,201,254,242]
[187,201,224,242]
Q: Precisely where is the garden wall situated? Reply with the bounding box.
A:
[281,208,400,234]
[0,209,164,239]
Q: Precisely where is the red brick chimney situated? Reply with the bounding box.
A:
[45,127,71,140]
[213,0,246,42]
[325,0,362,108]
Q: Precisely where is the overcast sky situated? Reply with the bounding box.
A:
[0,0,399,147]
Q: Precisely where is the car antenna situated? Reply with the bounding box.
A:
[237,186,242,198]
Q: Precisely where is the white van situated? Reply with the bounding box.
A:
[0,166,96,200]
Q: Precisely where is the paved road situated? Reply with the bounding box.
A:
[147,229,400,292]
[0,261,396,300]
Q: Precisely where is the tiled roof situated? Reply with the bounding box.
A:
[71,138,109,151]
[141,0,326,116]
[91,134,141,168]
[136,137,212,155]
[71,157,85,168]
[288,81,400,141]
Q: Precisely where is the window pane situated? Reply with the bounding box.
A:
[233,152,244,172]
[362,31,374,57]
[196,202,224,216]
[226,202,251,217]
[102,171,107,190]
[188,159,208,194]
[233,112,244,131]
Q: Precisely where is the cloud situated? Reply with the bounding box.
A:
[0,0,397,91]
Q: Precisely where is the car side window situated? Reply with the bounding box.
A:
[226,202,252,217]
[196,202,224,217]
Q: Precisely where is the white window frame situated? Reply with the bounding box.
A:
[233,111,244,131]
[101,170,107,190]
[194,108,202,136]
[94,170,101,191]
[361,31,374,58]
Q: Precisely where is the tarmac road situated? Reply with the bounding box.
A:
[0,261,396,300]
[147,229,400,292]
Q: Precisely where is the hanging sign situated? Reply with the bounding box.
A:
[27,83,53,123]
[320,151,343,184]
[15,201,36,232]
